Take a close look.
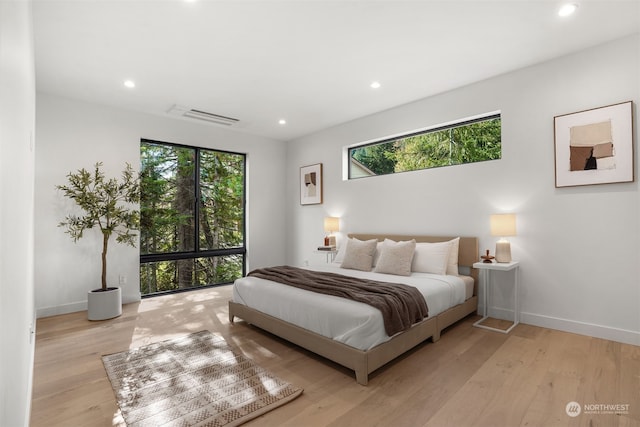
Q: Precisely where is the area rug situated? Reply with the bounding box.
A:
[102,330,303,427]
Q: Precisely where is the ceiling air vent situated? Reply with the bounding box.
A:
[168,104,240,126]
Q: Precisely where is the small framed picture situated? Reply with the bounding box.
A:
[554,101,634,187]
[300,163,322,205]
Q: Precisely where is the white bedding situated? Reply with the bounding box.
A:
[232,264,469,351]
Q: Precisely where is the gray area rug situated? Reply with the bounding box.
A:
[102,330,303,426]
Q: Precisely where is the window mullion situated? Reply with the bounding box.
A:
[194,148,201,253]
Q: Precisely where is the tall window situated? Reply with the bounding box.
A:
[349,113,501,178]
[139,139,245,296]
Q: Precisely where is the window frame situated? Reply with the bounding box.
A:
[139,138,247,297]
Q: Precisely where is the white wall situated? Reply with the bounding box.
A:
[286,34,640,346]
[0,0,36,425]
[35,93,287,317]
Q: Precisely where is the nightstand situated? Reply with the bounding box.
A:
[472,261,520,333]
[316,249,337,263]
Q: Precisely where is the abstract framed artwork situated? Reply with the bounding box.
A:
[300,163,323,205]
[554,101,634,188]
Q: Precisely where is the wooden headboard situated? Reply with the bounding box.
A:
[348,233,480,293]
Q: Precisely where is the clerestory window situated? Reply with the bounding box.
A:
[348,113,501,179]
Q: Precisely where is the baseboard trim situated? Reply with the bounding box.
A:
[521,312,640,346]
[36,293,141,319]
[484,306,515,321]
[37,301,86,318]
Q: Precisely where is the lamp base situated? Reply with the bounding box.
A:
[495,240,512,263]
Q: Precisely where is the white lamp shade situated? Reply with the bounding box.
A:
[490,213,516,263]
[324,217,340,233]
[490,213,516,237]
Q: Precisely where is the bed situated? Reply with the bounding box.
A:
[228,234,479,385]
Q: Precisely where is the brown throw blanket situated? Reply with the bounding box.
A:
[248,266,428,336]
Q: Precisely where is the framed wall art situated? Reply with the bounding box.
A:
[554,101,634,188]
[300,163,323,205]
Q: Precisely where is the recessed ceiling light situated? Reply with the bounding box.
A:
[278,119,287,125]
[558,3,578,17]
[124,80,135,88]
[370,81,381,89]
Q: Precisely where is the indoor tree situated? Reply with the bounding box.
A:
[57,162,140,291]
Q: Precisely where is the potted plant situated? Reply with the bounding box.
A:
[57,162,140,320]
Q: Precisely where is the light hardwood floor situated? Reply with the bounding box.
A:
[32,285,640,427]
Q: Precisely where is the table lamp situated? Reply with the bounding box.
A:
[323,217,339,247]
[490,213,516,263]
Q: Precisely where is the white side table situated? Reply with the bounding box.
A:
[316,249,337,263]
[473,261,520,333]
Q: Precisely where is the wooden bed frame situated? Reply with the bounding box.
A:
[228,234,479,385]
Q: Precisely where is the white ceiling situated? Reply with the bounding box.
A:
[32,1,640,142]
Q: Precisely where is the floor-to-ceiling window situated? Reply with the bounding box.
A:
[139,139,246,296]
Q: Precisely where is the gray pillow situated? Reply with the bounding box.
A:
[374,239,416,276]
[340,238,378,271]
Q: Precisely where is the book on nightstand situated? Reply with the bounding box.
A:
[317,245,336,251]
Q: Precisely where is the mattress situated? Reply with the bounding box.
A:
[232,264,471,351]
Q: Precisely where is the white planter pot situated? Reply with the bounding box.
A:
[87,287,122,321]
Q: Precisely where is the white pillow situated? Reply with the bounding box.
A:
[412,241,452,275]
[340,238,378,271]
[333,243,347,264]
[372,241,383,266]
[446,237,460,276]
[374,239,416,276]
[334,240,382,265]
